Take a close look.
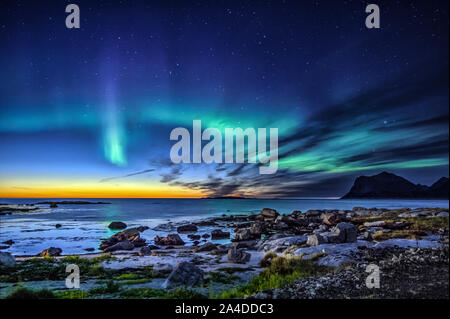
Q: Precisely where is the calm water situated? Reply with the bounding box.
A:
[1,198,448,255]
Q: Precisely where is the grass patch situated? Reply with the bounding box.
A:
[216,267,254,274]
[54,290,89,299]
[6,287,56,299]
[120,278,152,285]
[216,255,330,299]
[116,273,141,280]
[0,258,63,282]
[119,287,206,299]
[166,288,207,299]
[119,287,167,298]
[88,280,120,295]
[0,254,127,283]
[259,251,277,267]
[405,217,449,232]
[204,272,239,284]
[371,230,425,241]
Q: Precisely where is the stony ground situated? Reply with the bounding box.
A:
[253,245,449,299]
[1,206,449,299]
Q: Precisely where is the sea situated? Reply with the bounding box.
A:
[0,198,448,255]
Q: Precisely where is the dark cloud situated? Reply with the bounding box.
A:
[160,167,183,183]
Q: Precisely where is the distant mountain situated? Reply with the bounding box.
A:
[341,172,449,199]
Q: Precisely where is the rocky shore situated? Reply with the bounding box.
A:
[0,206,448,299]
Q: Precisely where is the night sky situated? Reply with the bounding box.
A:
[0,0,448,198]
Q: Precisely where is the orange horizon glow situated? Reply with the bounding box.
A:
[0,179,204,199]
[0,187,204,199]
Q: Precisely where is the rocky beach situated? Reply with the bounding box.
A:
[1,204,448,299]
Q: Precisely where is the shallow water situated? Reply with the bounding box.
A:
[1,198,448,255]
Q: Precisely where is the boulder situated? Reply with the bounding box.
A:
[108,221,127,229]
[2,240,14,245]
[321,213,340,226]
[49,203,58,208]
[0,252,15,267]
[307,234,327,246]
[104,240,134,252]
[201,234,210,238]
[113,228,141,241]
[138,246,153,256]
[177,224,198,233]
[363,221,386,227]
[55,224,62,228]
[165,261,204,288]
[211,229,230,239]
[39,247,62,257]
[260,208,279,219]
[274,221,288,230]
[227,248,251,263]
[290,210,303,218]
[235,229,253,241]
[258,235,307,252]
[188,234,201,240]
[154,234,185,246]
[232,240,257,250]
[131,238,147,247]
[330,222,358,243]
[100,228,146,250]
[275,215,300,226]
[136,226,149,232]
[249,222,265,237]
[195,242,218,252]
[305,210,321,217]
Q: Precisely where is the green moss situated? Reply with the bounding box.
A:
[118,287,206,299]
[120,278,152,285]
[0,258,63,282]
[6,287,56,299]
[204,272,239,284]
[216,267,254,274]
[54,290,89,299]
[88,280,120,295]
[116,273,140,280]
[119,287,167,298]
[405,216,449,232]
[216,255,330,299]
[372,230,423,241]
[259,251,277,267]
[166,288,207,299]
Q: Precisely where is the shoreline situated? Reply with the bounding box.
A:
[1,205,449,299]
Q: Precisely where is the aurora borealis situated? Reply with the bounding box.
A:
[0,0,448,198]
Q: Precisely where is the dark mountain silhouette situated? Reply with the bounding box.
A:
[341,172,449,199]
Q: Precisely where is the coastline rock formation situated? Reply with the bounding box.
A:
[154,234,185,246]
[342,172,449,199]
[108,221,127,229]
[164,261,204,288]
[38,247,62,257]
[100,228,146,251]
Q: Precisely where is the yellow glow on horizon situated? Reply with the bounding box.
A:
[0,178,203,198]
